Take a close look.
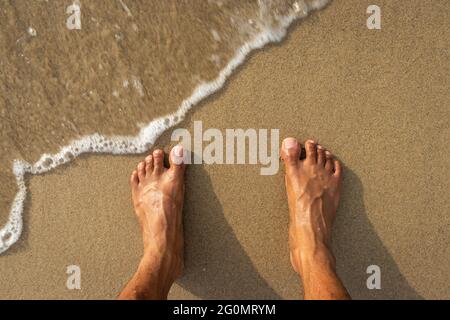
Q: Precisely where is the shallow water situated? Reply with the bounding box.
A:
[0,0,328,253]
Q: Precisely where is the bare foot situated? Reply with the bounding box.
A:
[281,138,342,276]
[129,146,186,292]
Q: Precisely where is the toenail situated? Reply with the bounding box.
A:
[154,150,163,156]
[283,138,297,150]
[138,162,144,168]
[306,139,315,145]
[173,145,184,157]
[145,156,152,163]
[317,145,323,150]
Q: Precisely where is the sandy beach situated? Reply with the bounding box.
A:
[0,0,449,299]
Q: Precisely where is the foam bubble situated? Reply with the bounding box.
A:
[27,27,37,37]
[0,0,329,254]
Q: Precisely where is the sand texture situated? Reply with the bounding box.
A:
[0,0,449,299]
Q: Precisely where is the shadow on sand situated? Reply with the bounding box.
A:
[333,167,422,299]
[177,164,281,299]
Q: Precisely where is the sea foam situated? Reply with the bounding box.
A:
[0,0,329,254]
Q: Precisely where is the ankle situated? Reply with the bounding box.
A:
[137,254,174,298]
[291,244,336,275]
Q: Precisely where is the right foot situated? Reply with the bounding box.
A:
[281,138,343,275]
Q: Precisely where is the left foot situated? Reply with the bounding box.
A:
[129,146,186,289]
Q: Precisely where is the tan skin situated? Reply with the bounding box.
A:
[118,147,185,300]
[118,139,350,300]
[281,138,350,300]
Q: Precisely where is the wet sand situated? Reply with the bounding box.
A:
[0,0,449,299]
[0,0,273,231]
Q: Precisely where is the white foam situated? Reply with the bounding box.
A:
[0,0,329,254]
[27,27,37,37]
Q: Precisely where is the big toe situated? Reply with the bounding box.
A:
[169,145,186,176]
[281,137,301,169]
